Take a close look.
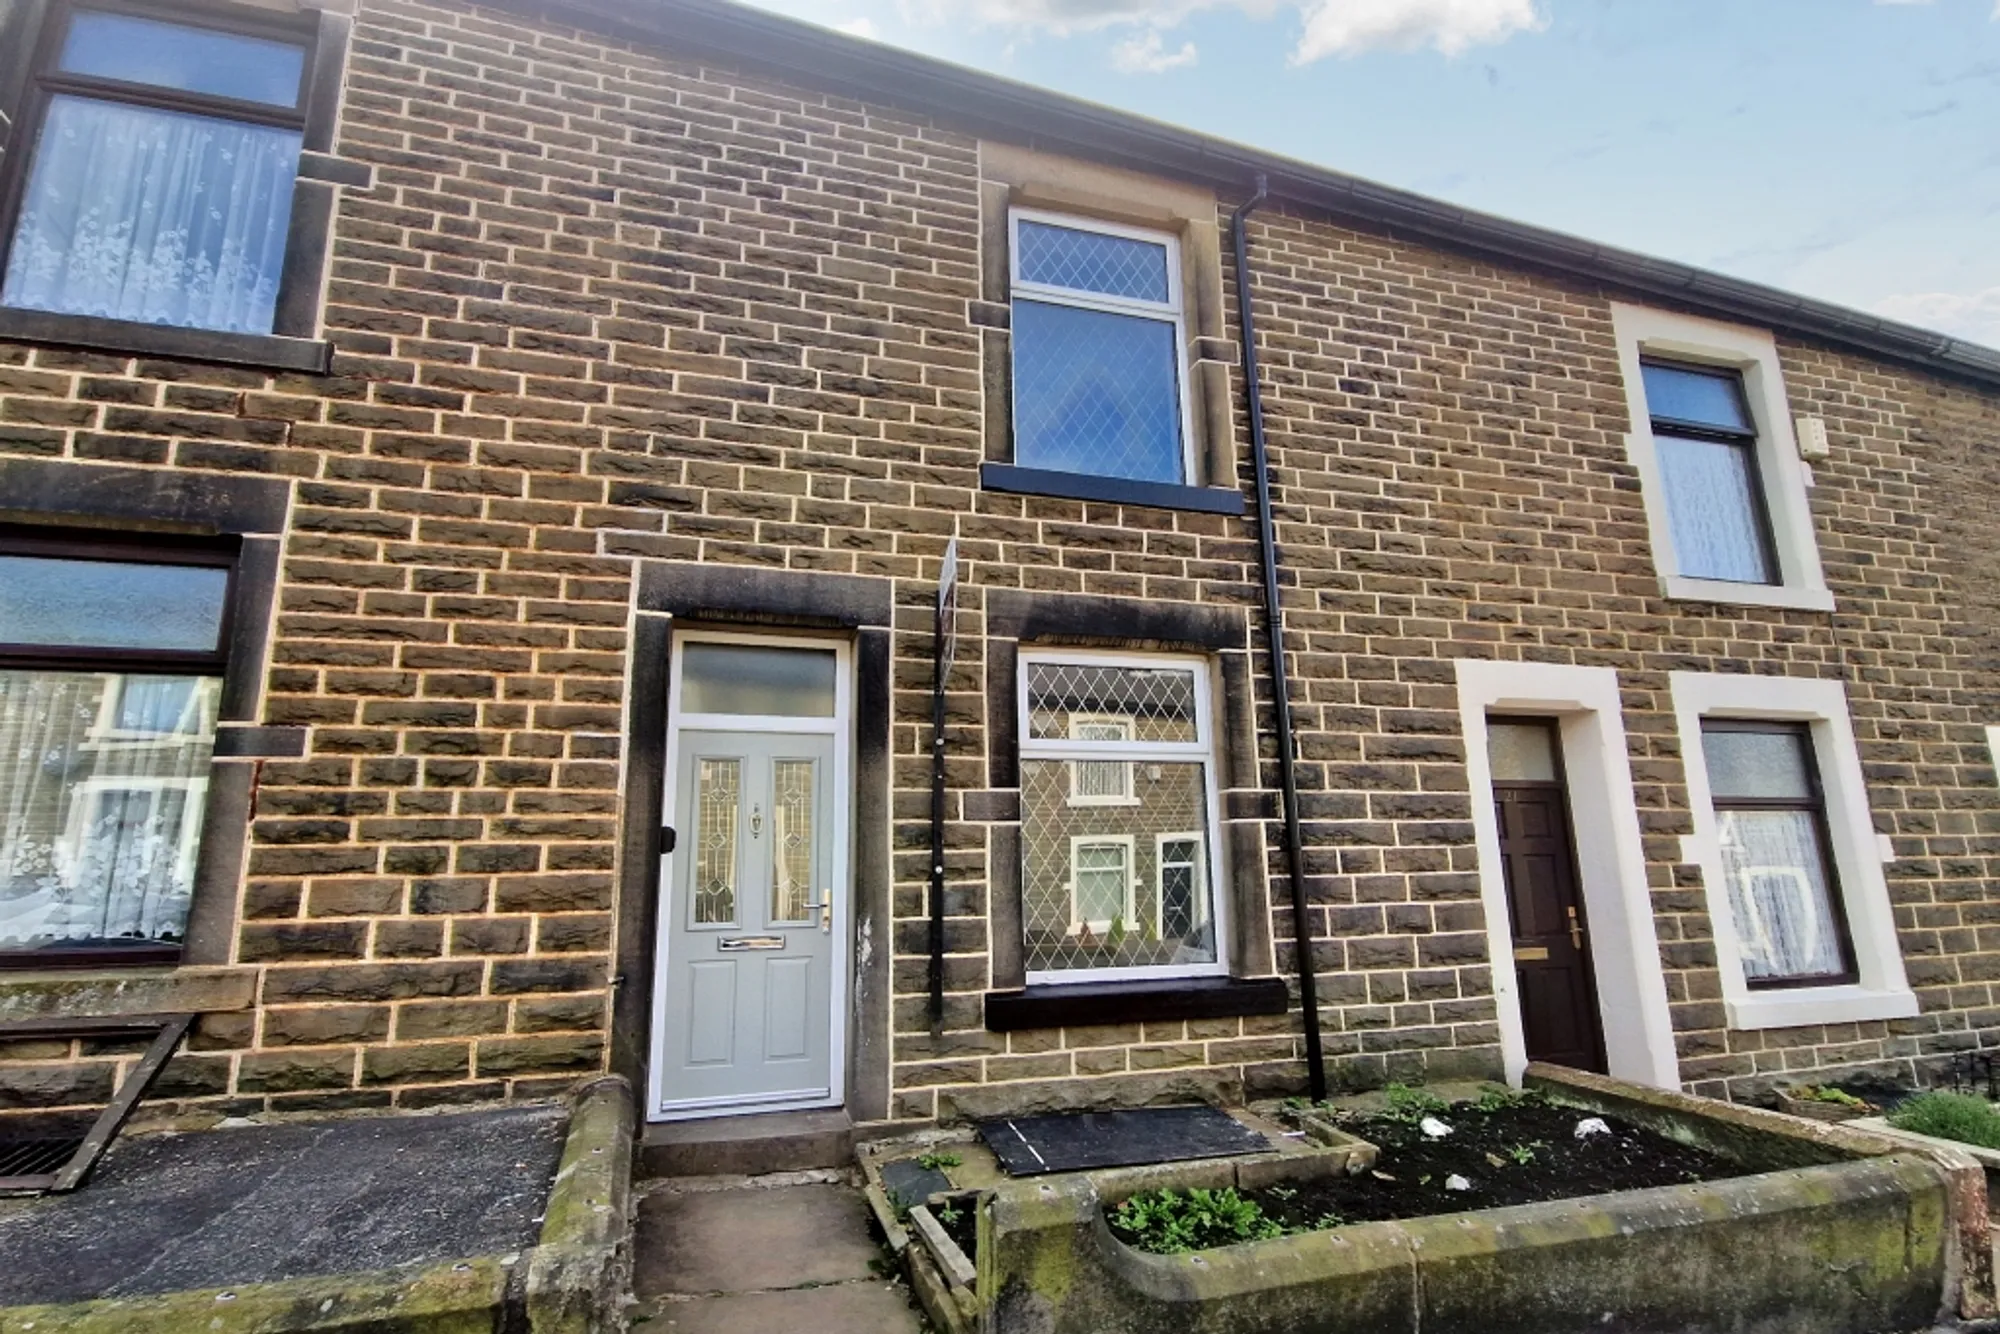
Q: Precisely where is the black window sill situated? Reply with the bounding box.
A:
[980,463,1247,516]
[0,308,331,374]
[0,945,182,971]
[985,975,1289,1031]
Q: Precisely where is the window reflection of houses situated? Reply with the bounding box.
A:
[0,671,217,953]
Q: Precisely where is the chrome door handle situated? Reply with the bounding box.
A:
[810,889,833,934]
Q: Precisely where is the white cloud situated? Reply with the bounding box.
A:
[899,0,1541,61]
[836,14,881,35]
[1112,28,1199,70]
[1876,286,2000,350]
[1293,0,1543,59]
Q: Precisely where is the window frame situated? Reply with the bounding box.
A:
[1611,303,1833,613]
[1698,718,1859,990]
[1669,671,1917,1030]
[0,524,240,970]
[0,0,344,369]
[1066,713,1138,807]
[1639,357,1784,587]
[1016,647,1229,986]
[1006,207,1198,489]
[1067,833,1136,936]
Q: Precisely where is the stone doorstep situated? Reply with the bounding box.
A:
[639,1107,903,1179]
[0,1076,636,1334]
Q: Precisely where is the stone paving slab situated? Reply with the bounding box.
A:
[632,1179,924,1334]
[0,1104,566,1306]
[635,1181,885,1296]
[634,1282,925,1334]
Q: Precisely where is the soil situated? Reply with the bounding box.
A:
[930,1194,979,1256]
[1249,1098,1751,1228]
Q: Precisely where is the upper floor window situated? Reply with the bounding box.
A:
[0,529,236,968]
[0,4,317,336]
[1640,362,1776,586]
[1009,210,1191,487]
[1610,304,1832,613]
[1017,652,1224,983]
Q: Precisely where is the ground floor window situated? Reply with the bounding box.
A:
[0,532,234,965]
[1669,671,1917,1029]
[1017,652,1224,983]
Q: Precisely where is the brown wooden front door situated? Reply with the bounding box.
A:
[1493,776,1607,1073]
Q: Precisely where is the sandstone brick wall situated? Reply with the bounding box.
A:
[1,0,1998,1124]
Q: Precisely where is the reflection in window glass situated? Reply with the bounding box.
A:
[681,644,836,717]
[0,671,218,954]
[1639,362,1751,432]
[61,12,307,106]
[1019,656,1219,981]
[1011,299,1184,484]
[0,555,229,653]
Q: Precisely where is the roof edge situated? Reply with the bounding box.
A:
[504,0,2000,393]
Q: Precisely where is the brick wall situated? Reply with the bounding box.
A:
[1,0,1998,1124]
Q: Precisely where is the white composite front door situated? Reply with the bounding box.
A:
[651,638,848,1120]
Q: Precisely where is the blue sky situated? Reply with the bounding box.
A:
[736,0,2000,349]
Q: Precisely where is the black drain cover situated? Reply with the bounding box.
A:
[0,1136,82,1184]
[979,1105,1268,1177]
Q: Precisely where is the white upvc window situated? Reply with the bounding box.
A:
[1669,672,1916,1029]
[1611,303,1832,612]
[1018,650,1226,984]
[1008,209,1194,486]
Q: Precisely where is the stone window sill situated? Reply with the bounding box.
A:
[984,975,1289,1031]
[1662,575,1835,613]
[0,965,255,1025]
[1725,985,1918,1031]
[980,463,1247,516]
[0,307,332,374]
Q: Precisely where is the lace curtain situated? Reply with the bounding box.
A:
[1717,808,1845,981]
[0,671,217,953]
[1656,433,1774,584]
[1,95,301,334]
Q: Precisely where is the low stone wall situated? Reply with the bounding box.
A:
[0,1076,634,1334]
[956,1070,1986,1334]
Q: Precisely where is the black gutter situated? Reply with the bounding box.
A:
[1231,175,1326,1104]
[512,0,2000,394]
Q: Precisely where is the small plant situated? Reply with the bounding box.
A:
[917,1151,962,1171]
[1108,1188,1284,1254]
[1505,1141,1539,1166]
[1380,1082,1449,1123]
[1888,1091,2000,1150]
[1798,1085,1867,1108]
[1266,1185,1297,1201]
[935,1200,964,1228]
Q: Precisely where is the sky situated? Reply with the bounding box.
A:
[731,0,2000,350]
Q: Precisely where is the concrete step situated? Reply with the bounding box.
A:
[637,1108,855,1178]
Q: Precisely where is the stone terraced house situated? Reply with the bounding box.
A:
[1,0,1999,1166]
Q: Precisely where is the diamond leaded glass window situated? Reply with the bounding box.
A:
[1017,654,1224,982]
[1009,211,1190,486]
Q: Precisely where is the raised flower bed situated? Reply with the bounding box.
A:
[873,1066,1994,1334]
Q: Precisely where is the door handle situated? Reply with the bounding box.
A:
[810,888,833,934]
[1566,905,1583,952]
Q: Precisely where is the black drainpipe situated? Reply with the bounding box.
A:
[1231,174,1327,1102]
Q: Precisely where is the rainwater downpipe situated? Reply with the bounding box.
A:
[1231,174,1327,1102]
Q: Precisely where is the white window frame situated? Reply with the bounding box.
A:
[1669,672,1916,1030]
[60,776,210,893]
[1154,831,1207,939]
[1068,834,1136,935]
[1007,207,1197,486]
[1611,303,1832,612]
[1066,714,1138,806]
[1018,648,1228,985]
[1987,726,2000,781]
